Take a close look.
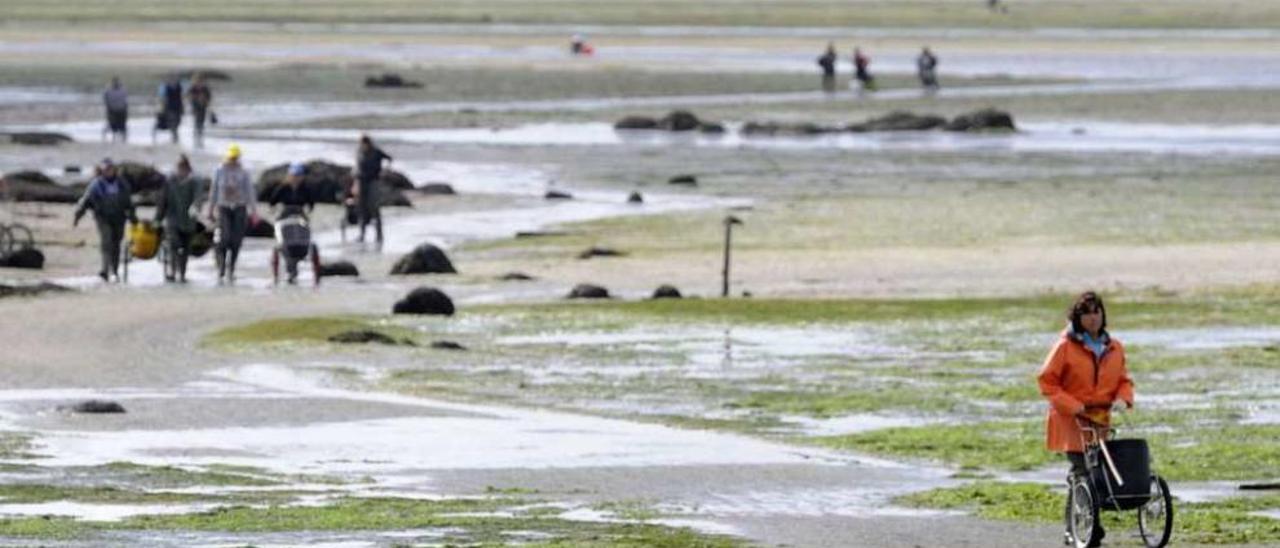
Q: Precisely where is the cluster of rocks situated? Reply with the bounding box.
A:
[365,73,423,88]
[1,132,72,146]
[0,282,70,299]
[256,160,414,207]
[741,109,1016,136]
[614,110,726,133]
[567,283,684,300]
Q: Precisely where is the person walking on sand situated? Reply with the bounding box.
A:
[154,154,203,283]
[155,75,184,144]
[206,144,256,283]
[352,135,392,244]
[817,43,837,93]
[269,162,316,221]
[852,47,876,93]
[917,46,940,93]
[103,77,129,143]
[73,158,136,282]
[1037,291,1135,548]
[187,73,213,148]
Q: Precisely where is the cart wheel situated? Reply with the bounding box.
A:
[1138,475,1173,548]
[1068,479,1101,548]
[270,248,280,285]
[310,243,321,286]
[120,239,131,283]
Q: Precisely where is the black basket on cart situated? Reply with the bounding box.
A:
[1089,438,1152,510]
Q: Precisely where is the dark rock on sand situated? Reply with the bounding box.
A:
[545,190,573,200]
[499,271,535,281]
[175,69,232,81]
[5,171,55,185]
[3,132,73,146]
[652,284,683,299]
[0,282,71,298]
[318,261,359,277]
[382,190,413,207]
[431,340,467,351]
[64,165,82,174]
[328,330,399,345]
[381,170,415,190]
[668,174,697,186]
[614,116,659,130]
[741,121,839,136]
[516,230,568,238]
[1,248,45,269]
[60,400,126,414]
[117,162,167,193]
[390,243,457,275]
[392,286,455,316]
[245,217,274,239]
[257,160,352,203]
[944,108,1016,132]
[365,73,423,88]
[658,110,702,131]
[700,122,727,134]
[0,177,80,203]
[847,111,947,132]
[418,182,457,195]
[577,247,625,259]
[568,283,610,299]
[627,191,644,204]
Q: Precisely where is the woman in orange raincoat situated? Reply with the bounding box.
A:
[1038,291,1134,546]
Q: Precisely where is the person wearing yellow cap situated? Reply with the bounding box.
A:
[205,143,256,283]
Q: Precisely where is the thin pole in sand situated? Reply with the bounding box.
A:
[722,215,742,297]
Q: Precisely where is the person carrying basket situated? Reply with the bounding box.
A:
[1038,291,1134,547]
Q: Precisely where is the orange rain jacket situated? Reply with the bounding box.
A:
[1037,328,1135,453]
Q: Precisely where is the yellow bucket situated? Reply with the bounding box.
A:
[129,221,160,260]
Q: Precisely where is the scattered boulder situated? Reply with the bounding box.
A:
[3,132,72,146]
[944,108,1016,132]
[257,160,352,203]
[365,73,423,88]
[516,230,568,239]
[499,271,535,281]
[175,69,232,82]
[60,400,126,414]
[545,190,573,200]
[741,121,838,136]
[700,122,727,134]
[431,340,467,351]
[627,191,643,204]
[245,217,274,239]
[64,165,81,174]
[848,111,947,132]
[379,170,414,190]
[652,284,682,299]
[382,190,413,208]
[658,110,701,131]
[4,170,55,185]
[1,248,45,269]
[418,182,456,195]
[0,282,71,299]
[614,116,659,130]
[328,330,399,345]
[390,243,457,275]
[392,286,455,316]
[318,261,359,277]
[116,161,166,193]
[567,283,610,299]
[577,247,625,259]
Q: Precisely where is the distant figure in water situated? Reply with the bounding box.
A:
[917,46,940,93]
[570,33,594,56]
[155,75,184,144]
[817,43,837,93]
[102,77,128,143]
[187,73,213,149]
[852,47,876,93]
[352,135,393,244]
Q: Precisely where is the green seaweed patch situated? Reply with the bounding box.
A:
[0,516,88,539]
[0,431,39,459]
[204,316,419,348]
[899,482,1280,545]
[592,500,661,522]
[98,462,281,488]
[727,385,958,417]
[1150,424,1280,482]
[812,421,1054,472]
[0,484,212,504]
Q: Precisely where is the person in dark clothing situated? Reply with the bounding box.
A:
[187,73,213,148]
[73,158,136,282]
[154,155,203,283]
[853,47,876,93]
[156,76,184,144]
[917,47,940,92]
[352,135,392,244]
[816,43,837,93]
[269,162,316,220]
[103,77,129,143]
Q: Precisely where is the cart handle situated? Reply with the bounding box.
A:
[1075,416,1124,488]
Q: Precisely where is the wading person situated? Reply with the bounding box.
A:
[1038,291,1135,547]
[917,46,939,93]
[269,162,318,284]
[817,43,837,93]
[206,144,255,283]
[352,135,392,244]
[156,75,184,144]
[154,154,203,283]
[852,47,875,93]
[73,158,136,282]
[187,73,213,148]
[103,77,129,143]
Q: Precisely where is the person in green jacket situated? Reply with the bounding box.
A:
[154,154,203,282]
[73,158,136,282]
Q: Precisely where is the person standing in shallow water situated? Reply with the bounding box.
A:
[187,73,213,148]
[352,135,392,244]
[852,47,875,93]
[156,75,184,144]
[1037,291,1135,547]
[102,77,129,143]
[917,46,940,93]
[154,154,203,283]
[206,144,256,283]
[73,158,136,282]
[816,43,837,93]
